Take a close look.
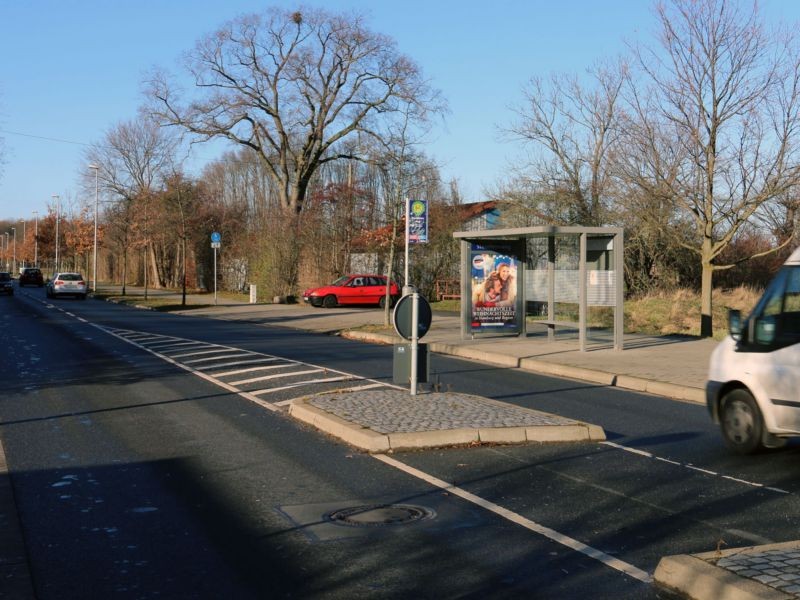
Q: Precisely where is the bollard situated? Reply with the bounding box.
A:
[249,284,257,304]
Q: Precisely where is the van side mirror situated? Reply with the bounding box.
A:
[728,309,742,341]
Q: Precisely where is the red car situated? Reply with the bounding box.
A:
[303,274,400,308]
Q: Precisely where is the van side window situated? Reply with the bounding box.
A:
[780,267,800,336]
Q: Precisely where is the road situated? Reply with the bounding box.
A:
[2,286,799,599]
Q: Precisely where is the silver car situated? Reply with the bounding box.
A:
[46,272,87,300]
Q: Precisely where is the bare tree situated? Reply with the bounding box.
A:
[148,7,436,215]
[621,0,800,336]
[505,61,626,226]
[84,116,178,294]
[147,7,442,293]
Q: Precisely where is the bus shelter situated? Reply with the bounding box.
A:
[454,226,624,351]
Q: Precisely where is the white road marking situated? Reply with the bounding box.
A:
[212,362,285,378]
[373,453,653,584]
[183,353,254,365]
[214,358,286,377]
[601,441,789,494]
[170,348,232,359]
[95,326,280,412]
[147,341,208,350]
[195,358,288,371]
[231,368,324,386]
[249,376,351,396]
[95,327,399,408]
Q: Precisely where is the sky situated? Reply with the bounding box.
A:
[2,0,800,221]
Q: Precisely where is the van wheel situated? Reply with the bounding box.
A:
[720,389,763,455]
[322,295,338,308]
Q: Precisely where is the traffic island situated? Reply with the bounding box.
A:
[655,541,800,600]
[288,389,605,452]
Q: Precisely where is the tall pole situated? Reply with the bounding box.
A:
[213,246,218,306]
[33,211,38,266]
[11,227,16,274]
[53,194,60,273]
[403,196,411,295]
[19,220,25,268]
[4,233,8,270]
[89,164,99,293]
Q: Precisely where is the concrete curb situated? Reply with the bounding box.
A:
[288,396,606,452]
[654,542,800,600]
[340,330,705,405]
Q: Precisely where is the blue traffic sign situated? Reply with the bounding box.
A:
[211,232,221,243]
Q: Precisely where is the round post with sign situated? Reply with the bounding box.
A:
[211,232,221,305]
[393,293,433,395]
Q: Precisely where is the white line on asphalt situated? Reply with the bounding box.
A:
[146,341,208,350]
[195,358,284,371]
[373,453,653,584]
[95,325,280,412]
[248,375,353,396]
[271,378,370,407]
[601,441,790,494]
[211,362,286,378]
[170,348,233,359]
[232,368,324,386]
[183,353,255,365]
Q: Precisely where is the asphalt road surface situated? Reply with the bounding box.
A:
[3,286,800,599]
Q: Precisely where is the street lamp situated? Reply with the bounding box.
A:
[11,227,16,274]
[89,164,99,293]
[3,232,7,270]
[53,194,60,273]
[18,219,25,269]
[33,211,38,266]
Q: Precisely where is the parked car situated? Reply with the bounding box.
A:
[303,274,400,308]
[0,272,13,296]
[46,272,87,300]
[707,246,800,454]
[18,267,44,287]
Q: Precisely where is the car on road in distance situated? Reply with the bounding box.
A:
[46,272,87,300]
[303,274,400,308]
[0,272,13,296]
[19,267,44,287]
[707,246,800,454]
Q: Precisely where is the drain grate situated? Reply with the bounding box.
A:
[325,504,435,528]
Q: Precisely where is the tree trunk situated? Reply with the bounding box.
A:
[700,258,714,338]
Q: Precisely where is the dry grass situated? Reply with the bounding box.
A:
[613,285,761,339]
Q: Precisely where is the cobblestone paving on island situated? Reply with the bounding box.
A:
[308,389,578,434]
[716,548,800,597]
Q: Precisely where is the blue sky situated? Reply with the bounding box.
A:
[1,1,799,220]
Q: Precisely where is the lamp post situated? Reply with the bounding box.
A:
[3,233,8,270]
[89,164,99,293]
[19,219,25,269]
[53,194,60,273]
[11,227,16,274]
[33,211,38,266]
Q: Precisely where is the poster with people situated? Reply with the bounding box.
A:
[469,243,521,334]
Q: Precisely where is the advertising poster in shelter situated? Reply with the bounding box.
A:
[469,242,522,334]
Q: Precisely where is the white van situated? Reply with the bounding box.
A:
[707,247,800,454]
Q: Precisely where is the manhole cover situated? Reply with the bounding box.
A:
[325,504,435,528]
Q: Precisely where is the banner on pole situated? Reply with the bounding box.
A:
[408,199,428,244]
